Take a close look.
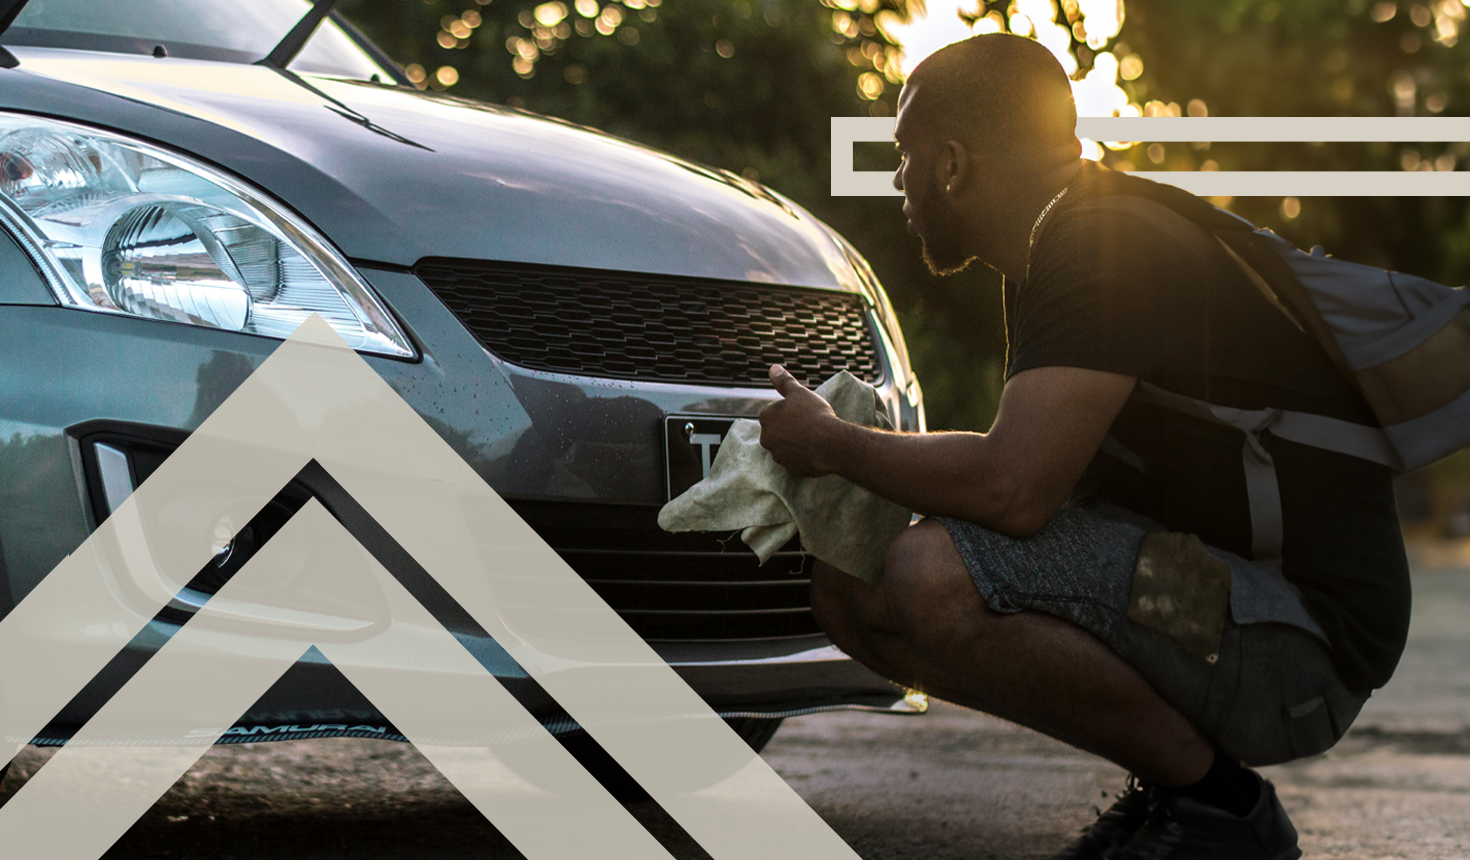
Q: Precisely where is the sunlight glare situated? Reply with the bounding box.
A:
[1076,0,1123,47]
[885,0,1133,128]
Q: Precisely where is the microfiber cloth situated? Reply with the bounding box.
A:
[657,371,913,583]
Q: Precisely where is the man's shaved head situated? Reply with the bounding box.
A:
[903,34,1080,170]
[893,34,1086,279]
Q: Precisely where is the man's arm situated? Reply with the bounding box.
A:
[757,364,1136,538]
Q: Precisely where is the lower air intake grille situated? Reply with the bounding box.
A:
[509,501,819,642]
[414,259,884,388]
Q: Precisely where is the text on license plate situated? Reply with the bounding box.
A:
[665,415,740,501]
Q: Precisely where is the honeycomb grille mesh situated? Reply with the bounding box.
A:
[414,259,884,387]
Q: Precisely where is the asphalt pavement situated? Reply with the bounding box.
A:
[3,551,1466,859]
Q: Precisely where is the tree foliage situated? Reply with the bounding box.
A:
[1115,0,1470,282]
[342,0,912,202]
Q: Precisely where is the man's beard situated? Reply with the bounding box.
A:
[916,176,974,276]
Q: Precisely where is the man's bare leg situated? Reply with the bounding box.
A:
[809,519,1214,787]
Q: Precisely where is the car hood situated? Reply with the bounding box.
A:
[4,49,860,289]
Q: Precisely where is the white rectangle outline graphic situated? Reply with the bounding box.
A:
[832,117,1470,197]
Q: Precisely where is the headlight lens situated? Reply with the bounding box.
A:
[0,115,414,358]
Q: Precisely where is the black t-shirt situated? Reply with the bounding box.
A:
[1010,163,1411,695]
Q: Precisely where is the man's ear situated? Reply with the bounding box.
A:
[937,139,970,195]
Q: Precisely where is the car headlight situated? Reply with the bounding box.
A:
[0,114,413,358]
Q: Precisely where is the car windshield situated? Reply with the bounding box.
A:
[6,0,392,80]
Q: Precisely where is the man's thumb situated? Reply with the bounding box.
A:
[769,364,801,396]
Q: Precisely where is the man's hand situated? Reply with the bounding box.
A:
[758,363,1135,536]
[758,365,847,476]
[764,365,1135,537]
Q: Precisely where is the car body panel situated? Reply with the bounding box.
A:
[0,228,53,304]
[5,47,861,289]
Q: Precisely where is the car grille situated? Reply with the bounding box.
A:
[90,436,823,642]
[414,259,885,388]
[509,501,820,642]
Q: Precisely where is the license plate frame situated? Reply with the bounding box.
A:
[665,415,742,501]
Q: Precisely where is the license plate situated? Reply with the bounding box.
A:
[665,415,740,501]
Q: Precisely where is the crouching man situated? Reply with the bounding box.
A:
[758,33,1409,860]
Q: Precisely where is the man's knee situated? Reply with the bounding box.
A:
[808,561,862,640]
[808,528,946,647]
[878,520,995,653]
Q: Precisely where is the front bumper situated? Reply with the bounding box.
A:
[0,266,920,741]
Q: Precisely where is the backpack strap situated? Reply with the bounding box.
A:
[1069,196,1325,345]
[1064,192,1406,564]
[1216,231,1358,380]
[1210,236,1309,335]
[1132,382,1400,567]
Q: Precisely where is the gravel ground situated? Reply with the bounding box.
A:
[3,564,1466,859]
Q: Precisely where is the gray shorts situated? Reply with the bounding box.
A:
[934,504,1366,767]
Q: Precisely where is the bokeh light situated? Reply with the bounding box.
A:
[884,0,1139,161]
[535,2,569,27]
[1119,53,1142,80]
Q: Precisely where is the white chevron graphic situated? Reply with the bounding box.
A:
[0,316,860,860]
[0,500,677,859]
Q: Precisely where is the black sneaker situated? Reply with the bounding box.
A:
[1119,771,1301,860]
[1049,776,1155,860]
